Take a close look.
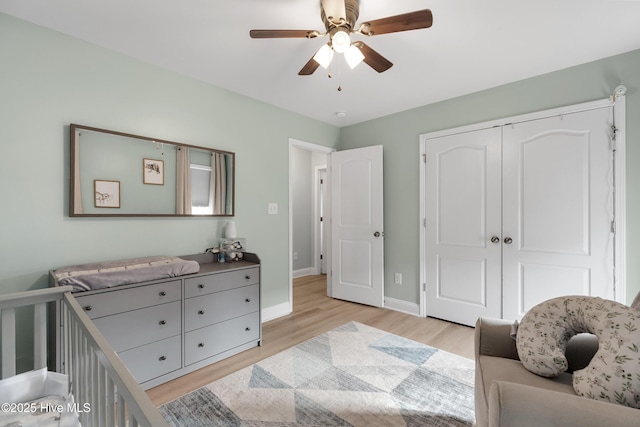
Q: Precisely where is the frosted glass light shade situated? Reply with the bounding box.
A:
[345,44,364,69]
[313,44,334,69]
[331,30,351,53]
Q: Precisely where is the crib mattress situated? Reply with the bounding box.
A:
[0,369,80,427]
[53,255,200,292]
[0,395,81,427]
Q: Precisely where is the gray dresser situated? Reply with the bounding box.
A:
[51,253,261,389]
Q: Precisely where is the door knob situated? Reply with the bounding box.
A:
[504,237,513,244]
[490,236,500,244]
[373,231,383,237]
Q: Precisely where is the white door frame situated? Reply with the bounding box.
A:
[314,166,328,275]
[419,97,627,318]
[289,139,336,311]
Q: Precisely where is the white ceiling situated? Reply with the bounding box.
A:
[2,0,640,127]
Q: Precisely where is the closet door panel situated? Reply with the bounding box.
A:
[424,127,502,326]
[518,130,590,254]
[502,108,614,319]
[517,262,590,313]
[438,146,490,247]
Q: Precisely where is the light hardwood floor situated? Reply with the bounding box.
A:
[147,275,475,406]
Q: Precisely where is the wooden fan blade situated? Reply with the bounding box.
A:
[360,9,433,36]
[353,41,393,73]
[298,53,321,76]
[321,0,347,23]
[250,29,317,39]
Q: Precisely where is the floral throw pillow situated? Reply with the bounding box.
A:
[516,295,640,408]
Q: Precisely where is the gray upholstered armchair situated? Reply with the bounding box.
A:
[474,292,640,427]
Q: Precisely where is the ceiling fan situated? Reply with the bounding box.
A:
[249,0,433,75]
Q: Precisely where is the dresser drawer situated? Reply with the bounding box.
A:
[184,312,260,366]
[74,280,181,319]
[184,267,259,298]
[184,285,259,332]
[118,335,181,384]
[92,301,181,352]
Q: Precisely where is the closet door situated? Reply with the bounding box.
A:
[424,127,503,326]
[502,107,614,319]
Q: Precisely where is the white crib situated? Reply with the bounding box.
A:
[0,286,169,427]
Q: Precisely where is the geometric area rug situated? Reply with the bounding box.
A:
[160,321,475,426]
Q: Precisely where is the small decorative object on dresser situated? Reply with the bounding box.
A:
[220,237,246,262]
[50,252,261,390]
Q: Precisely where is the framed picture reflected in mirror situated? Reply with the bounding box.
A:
[143,158,164,185]
[94,180,120,208]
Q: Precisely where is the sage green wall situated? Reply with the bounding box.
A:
[340,48,640,306]
[291,146,313,272]
[0,13,339,368]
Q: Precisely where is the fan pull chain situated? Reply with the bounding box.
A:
[334,58,343,92]
[325,63,342,91]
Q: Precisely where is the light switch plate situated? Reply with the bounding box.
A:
[268,203,278,215]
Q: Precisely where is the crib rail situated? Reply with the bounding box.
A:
[62,292,169,427]
[0,286,70,379]
[0,287,169,427]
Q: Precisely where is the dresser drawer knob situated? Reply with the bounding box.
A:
[198,284,205,289]
[245,298,251,303]
[159,320,166,325]
[245,275,251,280]
[198,343,205,348]
[159,355,166,361]
[159,291,167,296]
[83,306,92,311]
[245,327,251,332]
[198,310,204,315]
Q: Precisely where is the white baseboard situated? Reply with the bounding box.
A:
[262,301,292,323]
[292,267,316,279]
[384,297,420,317]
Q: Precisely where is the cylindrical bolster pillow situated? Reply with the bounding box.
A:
[516,296,640,409]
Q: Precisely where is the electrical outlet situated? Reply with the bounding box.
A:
[293,252,298,261]
[268,203,278,215]
[394,273,403,285]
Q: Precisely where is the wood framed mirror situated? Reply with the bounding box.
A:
[70,124,235,217]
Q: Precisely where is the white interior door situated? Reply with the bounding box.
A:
[331,145,384,307]
[424,128,503,325]
[502,107,614,319]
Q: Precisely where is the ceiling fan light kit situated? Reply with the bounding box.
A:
[314,44,334,69]
[249,0,433,76]
[345,44,365,69]
[331,30,351,53]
